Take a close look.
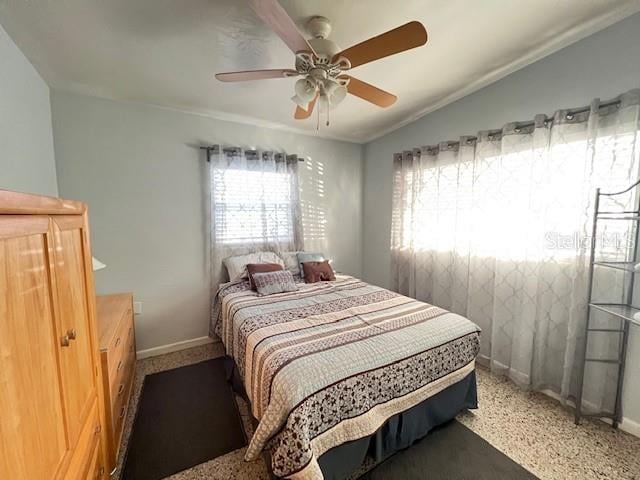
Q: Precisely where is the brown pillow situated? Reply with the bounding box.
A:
[247,263,283,290]
[301,260,335,283]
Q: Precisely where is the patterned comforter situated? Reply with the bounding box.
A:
[211,275,481,479]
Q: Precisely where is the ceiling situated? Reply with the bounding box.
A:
[1,0,639,143]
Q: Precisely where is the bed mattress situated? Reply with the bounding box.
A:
[211,275,481,479]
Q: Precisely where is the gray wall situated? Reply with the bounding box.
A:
[362,12,640,430]
[51,91,363,352]
[0,23,57,195]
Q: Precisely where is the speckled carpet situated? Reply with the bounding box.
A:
[113,343,640,480]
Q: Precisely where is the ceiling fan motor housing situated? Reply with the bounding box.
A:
[307,16,332,39]
[307,16,341,61]
[295,16,349,82]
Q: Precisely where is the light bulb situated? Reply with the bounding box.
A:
[324,79,339,96]
[294,78,316,103]
[291,94,308,108]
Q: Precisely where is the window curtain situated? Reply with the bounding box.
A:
[391,90,640,411]
[209,147,304,291]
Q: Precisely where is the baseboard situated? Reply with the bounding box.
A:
[592,413,640,437]
[540,388,640,438]
[618,416,640,437]
[136,336,216,359]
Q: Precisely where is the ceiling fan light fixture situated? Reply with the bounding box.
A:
[294,78,317,103]
[323,79,339,96]
[320,80,347,109]
[291,94,309,108]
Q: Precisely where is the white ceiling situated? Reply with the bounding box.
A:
[1,0,639,143]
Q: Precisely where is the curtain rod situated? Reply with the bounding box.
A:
[199,145,304,163]
[399,98,626,155]
[511,98,623,130]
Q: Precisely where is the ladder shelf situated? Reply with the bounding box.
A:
[575,180,640,429]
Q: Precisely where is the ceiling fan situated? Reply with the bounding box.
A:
[215,0,428,126]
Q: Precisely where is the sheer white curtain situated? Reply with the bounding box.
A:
[209,147,303,290]
[391,90,640,410]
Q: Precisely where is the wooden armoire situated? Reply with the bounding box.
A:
[0,190,108,480]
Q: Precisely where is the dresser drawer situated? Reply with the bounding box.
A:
[97,293,136,473]
[111,356,135,450]
[107,309,134,381]
[109,322,135,397]
[111,345,135,406]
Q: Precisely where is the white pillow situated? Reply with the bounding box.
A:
[277,251,303,275]
[223,251,285,281]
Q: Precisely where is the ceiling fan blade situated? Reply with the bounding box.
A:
[342,75,397,107]
[333,21,427,69]
[250,0,317,55]
[294,95,318,120]
[215,69,298,82]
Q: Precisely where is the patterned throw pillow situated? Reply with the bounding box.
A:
[301,260,336,283]
[252,270,299,296]
[246,263,284,290]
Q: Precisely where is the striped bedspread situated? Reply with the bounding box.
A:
[211,275,481,479]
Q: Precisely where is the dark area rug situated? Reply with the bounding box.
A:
[361,419,538,480]
[121,358,246,480]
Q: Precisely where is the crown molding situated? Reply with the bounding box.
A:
[362,4,640,144]
[52,86,361,145]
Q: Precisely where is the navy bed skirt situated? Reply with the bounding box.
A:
[223,356,478,480]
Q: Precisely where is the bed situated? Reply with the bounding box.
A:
[211,274,481,479]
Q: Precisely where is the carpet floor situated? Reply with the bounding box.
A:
[112,343,640,480]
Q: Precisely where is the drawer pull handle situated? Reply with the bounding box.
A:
[119,407,126,419]
[67,328,77,340]
[96,466,105,479]
[60,335,70,347]
[117,360,123,372]
[117,383,125,396]
[94,424,102,435]
[115,337,121,347]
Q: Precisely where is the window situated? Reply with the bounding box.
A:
[212,168,295,244]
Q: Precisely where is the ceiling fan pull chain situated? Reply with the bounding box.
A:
[326,103,330,127]
[316,104,320,131]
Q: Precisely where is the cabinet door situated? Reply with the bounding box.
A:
[49,216,98,447]
[0,216,69,480]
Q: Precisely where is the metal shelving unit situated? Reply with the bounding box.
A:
[575,180,640,428]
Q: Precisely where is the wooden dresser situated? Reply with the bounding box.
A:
[0,190,107,480]
[97,293,137,472]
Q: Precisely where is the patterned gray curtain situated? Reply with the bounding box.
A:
[391,89,640,412]
[209,146,304,291]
